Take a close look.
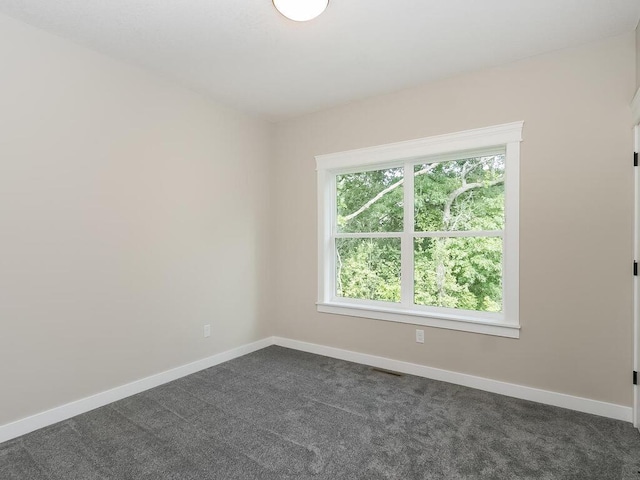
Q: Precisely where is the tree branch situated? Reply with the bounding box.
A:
[442,179,503,228]
[341,165,436,223]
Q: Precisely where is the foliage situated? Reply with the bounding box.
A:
[335,155,504,312]
[336,238,401,302]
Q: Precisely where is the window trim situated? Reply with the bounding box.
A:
[316,122,523,339]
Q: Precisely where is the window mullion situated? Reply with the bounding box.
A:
[401,162,414,307]
[413,230,503,238]
[335,232,403,239]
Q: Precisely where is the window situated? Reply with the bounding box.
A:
[316,122,522,338]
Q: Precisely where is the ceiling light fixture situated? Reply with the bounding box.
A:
[272,0,329,22]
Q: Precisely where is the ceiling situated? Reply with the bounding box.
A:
[0,1,638,120]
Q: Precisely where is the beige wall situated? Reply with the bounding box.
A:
[273,33,636,406]
[637,22,640,89]
[0,13,272,425]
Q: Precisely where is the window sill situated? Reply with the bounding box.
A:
[316,302,520,338]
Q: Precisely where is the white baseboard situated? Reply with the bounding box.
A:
[1,334,632,445]
[273,337,633,423]
[0,337,274,445]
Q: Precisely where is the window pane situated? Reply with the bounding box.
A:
[414,237,502,312]
[336,238,401,302]
[337,167,403,233]
[414,155,504,232]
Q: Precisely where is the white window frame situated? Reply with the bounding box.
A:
[316,122,523,338]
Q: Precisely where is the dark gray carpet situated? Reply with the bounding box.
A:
[1,346,639,479]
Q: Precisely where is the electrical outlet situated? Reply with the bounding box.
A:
[204,324,211,338]
[416,329,424,344]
